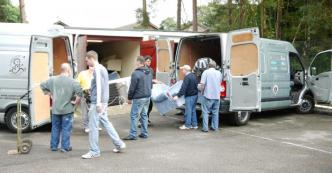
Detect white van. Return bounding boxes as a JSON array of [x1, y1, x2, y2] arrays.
[[173, 28, 332, 126], [0, 23, 75, 132]]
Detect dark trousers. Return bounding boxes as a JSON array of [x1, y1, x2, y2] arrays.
[[147, 98, 153, 118]]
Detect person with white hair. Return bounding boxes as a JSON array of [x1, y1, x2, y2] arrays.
[[199, 61, 223, 132], [173, 64, 199, 130], [40, 63, 82, 153]]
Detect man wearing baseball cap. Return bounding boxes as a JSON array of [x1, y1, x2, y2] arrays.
[[173, 65, 199, 130]]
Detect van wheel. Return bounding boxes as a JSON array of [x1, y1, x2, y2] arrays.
[[5, 108, 31, 133], [297, 95, 315, 114], [232, 111, 250, 126]]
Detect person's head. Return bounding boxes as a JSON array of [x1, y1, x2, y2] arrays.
[[208, 61, 217, 68], [144, 56, 152, 67], [85, 50, 98, 67], [179, 65, 191, 75], [61, 63, 71, 76], [136, 56, 146, 68]]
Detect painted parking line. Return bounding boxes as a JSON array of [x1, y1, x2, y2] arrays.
[[165, 114, 332, 155], [225, 129, 332, 155]]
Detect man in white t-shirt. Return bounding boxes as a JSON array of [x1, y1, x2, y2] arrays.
[[199, 61, 223, 132]]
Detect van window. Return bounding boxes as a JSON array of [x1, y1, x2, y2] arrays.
[[310, 52, 332, 76], [289, 52, 303, 76], [230, 43, 258, 76]]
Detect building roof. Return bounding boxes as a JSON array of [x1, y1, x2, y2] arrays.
[[183, 24, 209, 32], [115, 22, 159, 30]]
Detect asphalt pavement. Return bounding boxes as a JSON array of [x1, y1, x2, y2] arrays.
[[0, 108, 331, 173]]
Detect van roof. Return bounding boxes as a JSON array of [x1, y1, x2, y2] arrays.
[[0, 23, 65, 37]]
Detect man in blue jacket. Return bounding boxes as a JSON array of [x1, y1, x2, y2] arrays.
[[124, 56, 153, 140], [173, 65, 199, 130]]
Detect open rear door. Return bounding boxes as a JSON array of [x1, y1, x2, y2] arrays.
[[308, 50, 332, 103], [156, 40, 174, 85], [228, 28, 261, 111], [141, 39, 174, 85], [29, 36, 52, 128], [74, 35, 87, 73]]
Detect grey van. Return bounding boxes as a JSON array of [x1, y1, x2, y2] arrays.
[[173, 28, 331, 126], [0, 23, 75, 132]]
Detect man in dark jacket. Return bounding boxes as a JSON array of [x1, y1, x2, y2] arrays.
[[124, 56, 153, 140], [173, 65, 199, 130]]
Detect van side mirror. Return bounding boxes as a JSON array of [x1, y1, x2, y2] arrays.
[[311, 67, 317, 76]]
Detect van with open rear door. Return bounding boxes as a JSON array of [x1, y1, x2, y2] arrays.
[[140, 39, 175, 85], [174, 27, 326, 126], [0, 23, 74, 132]]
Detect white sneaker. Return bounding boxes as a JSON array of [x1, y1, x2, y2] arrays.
[[84, 128, 90, 133], [98, 127, 102, 131], [191, 126, 198, 129], [179, 125, 190, 130], [113, 143, 126, 153], [81, 152, 100, 159]]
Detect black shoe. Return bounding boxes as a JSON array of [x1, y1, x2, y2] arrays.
[[201, 129, 208, 133], [60, 146, 72, 153], [210, 128, 217, 131], [123, 136, 137, 140], [138, 134, 148, 139], [138, 124, 141, 128]]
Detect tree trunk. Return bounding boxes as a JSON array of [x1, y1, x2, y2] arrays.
[[228, 0, 232, 29], [260, 0, 266, 37], [239, 0, 246, 28], [142, 0, 149, 27], [177, 0, 181, 30], [19, 0, 27, 23], [192, 0, 198, 32], [275, 0, 283, 39]]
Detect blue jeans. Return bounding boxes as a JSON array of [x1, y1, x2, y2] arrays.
[[50, 113, 73, 150], [88, 103, 124, 155], [184, 95, 198, 128], [202, 97, 220, 131], [129, 97, 150, 138]]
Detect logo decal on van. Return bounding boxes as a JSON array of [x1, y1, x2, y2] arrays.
[[272, 85, 279, 95], [9, 55, 26, 75]]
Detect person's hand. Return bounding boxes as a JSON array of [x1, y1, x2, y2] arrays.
[[96, 104, 103, 113], [127, 100, 132, 104], [173, 96, 178, 100]]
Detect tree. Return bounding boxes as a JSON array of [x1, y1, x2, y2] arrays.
[[0, 0, 20, 23], [177, 0, 181, 30], [192, 0, 198, 31], [19, 0, 27, 23], [275, 0, 283, 39], [142, 0, 150, 27], [160, 17, 177, 31]]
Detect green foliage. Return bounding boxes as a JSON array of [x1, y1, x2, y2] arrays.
[[160, 17, 177, 31], [0, 0, 20, 23], [196, 0, 332, 65]]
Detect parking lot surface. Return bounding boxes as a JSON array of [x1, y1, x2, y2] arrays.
[[0, 108, 331, 173]]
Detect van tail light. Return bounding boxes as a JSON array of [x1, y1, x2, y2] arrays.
[[220, 81, 226, 98]]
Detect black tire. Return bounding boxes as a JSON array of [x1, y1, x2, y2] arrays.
[[20, 140, 32, 154], [5, 107, 31, 133], [297, 95, 315, 114], [231, 111, 251, 126]]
